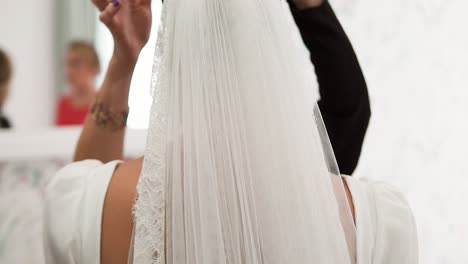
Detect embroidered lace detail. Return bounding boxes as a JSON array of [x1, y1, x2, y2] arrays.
[[132, 3, 170, 263]]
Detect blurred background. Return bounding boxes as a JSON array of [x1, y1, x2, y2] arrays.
[[0, 0, 467, 263]]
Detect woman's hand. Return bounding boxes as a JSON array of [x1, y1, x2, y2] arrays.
[[92, 0, 152, 63]]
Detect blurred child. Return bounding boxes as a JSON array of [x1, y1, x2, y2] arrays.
[[56, 41, 100, 126]]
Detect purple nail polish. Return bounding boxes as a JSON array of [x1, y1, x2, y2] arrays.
[[113, 0, 120, 7]]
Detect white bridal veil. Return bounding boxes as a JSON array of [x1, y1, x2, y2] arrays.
[[132, 0, 356, 263]]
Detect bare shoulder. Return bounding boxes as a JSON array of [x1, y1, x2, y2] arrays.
[[101, 157, 143, 264]]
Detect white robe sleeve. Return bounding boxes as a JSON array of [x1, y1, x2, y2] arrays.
[[368, 181, 419, 264], [43, 160, 119, 264]]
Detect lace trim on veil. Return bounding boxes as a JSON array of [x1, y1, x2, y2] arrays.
[[132, 2, 169, 263]]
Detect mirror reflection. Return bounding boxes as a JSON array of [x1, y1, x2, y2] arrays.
[[0, 1, 161, 130]]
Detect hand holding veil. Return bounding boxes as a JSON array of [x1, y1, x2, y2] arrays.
[[93, 0, 152, 62]]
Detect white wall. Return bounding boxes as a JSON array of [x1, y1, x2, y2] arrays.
[[0, 0, 55, 129], [331, 0, 468, 263]]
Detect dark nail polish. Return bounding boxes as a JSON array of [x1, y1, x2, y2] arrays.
[[113, 0, 120, 7]]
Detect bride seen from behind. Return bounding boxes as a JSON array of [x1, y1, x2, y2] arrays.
[[44, 0, 418, 263]]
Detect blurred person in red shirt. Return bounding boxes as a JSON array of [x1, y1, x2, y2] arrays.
[[56, 41, 100, 126]]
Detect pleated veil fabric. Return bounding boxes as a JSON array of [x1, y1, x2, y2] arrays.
[[131, 0, 356, 263]]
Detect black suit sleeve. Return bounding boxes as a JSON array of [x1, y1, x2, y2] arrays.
[[289, 1, 371, 175]]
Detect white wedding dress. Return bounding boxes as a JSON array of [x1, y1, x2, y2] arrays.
[[44, 160, 418, 263], [45, 0, 418, 263]]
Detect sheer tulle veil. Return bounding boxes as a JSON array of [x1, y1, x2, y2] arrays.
[[131, 0, 356, 263]]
